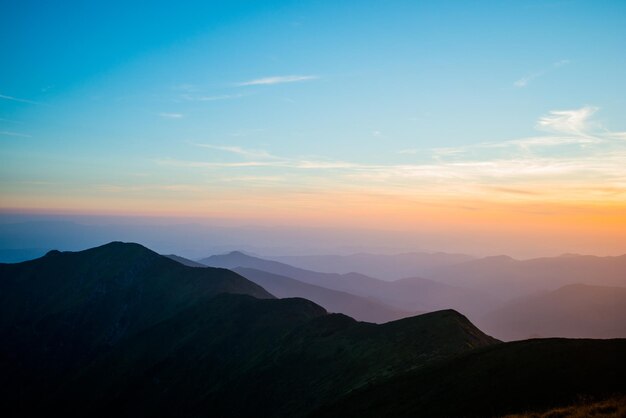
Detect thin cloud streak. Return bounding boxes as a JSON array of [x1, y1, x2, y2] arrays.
[[159, 112, 184, 119], [180, 93, 246, 102], [191, 143, 278, 159], [0, 93, 45, 106], [237, 75, 318, 86], [152, 106, 626, 204], [513, 59, 570, 88], [0, 131, 31, 138]]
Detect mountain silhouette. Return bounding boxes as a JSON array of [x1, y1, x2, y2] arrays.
[[0, 242, 272, 401]]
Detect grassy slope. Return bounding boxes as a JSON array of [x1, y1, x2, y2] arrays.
[[314, 338, 626, 418]]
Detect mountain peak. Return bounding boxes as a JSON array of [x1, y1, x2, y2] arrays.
[[227, 250, 249, 257]]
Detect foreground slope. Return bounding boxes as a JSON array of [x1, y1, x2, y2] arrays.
[[479, 283, 626, 340], [233, 267, 415, 323], [315, 338, 626, 418], [64, 301, 496, 417]]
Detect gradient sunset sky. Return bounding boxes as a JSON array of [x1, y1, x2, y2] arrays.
[[1, 1, 625, 254]]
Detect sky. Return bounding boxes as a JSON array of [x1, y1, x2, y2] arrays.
[[1, 0, 626, 256]]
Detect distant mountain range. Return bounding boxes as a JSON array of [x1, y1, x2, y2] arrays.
[[200, 250, 626, 341], [200, 251, 497, 318], [2, 242, 625, 416]]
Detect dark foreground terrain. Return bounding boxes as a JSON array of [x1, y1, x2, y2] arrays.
[[1, 242, 624, 417]]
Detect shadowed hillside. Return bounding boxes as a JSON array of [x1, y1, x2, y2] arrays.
[[63, 301, 496, 417]]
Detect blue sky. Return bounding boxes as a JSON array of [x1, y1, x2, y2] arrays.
[[1, 0, 626, 240]]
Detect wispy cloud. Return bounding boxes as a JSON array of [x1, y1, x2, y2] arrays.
[[0, 93, 44, 106], [97, 184, 205, 193], [191, 143, 278, 159], [536, 106, 597, 135], [237, 75, 318, 86], [156, 158, 360, 170], [154, 106, 626, 204], [427, 107, 602, 158], [514, 59, 570, 88], [159, 112, 184, 119], [180, 93, 245, 102], [0, 131, 31, 138]]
